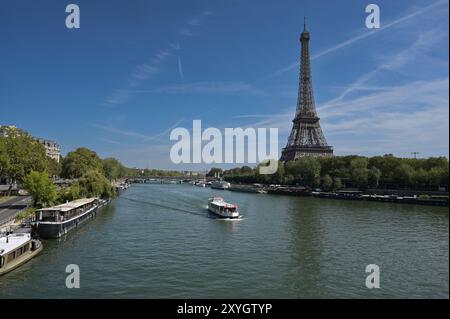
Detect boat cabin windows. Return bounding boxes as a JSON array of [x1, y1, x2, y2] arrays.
[[38, 210, 59, 222], [6, 243, 29, 263], [36, 199, 97, 222], [0, 242, 30, 268]]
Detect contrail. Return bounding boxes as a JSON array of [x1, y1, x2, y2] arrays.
[[255, 0, 447, 82], [178, 56, 184, 80]]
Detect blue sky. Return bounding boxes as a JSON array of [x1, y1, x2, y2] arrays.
[[0, 0, 448, 169]]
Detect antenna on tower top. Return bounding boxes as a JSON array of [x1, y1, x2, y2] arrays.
[[304, 16, 307, 31]]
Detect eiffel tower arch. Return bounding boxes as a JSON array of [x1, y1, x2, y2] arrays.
[[280, 19, 333, 161]]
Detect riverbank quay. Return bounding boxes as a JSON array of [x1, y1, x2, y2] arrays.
[[228, 184, 267, 194], [311, 191, 448, 207], [226, 184, 449, 207], [0, 196, 32, 232]]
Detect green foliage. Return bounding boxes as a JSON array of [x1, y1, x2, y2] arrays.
[[333, 177, 342, 191], [429, 166, 448, 186], [413, 168, 429, 187], [58, 182, 81, 203], [0, 138, 9, 177], [321, 174, 333, 191], [221, 155, 448, 191], [285, 157, 321, 187], [392, 163, 415, 188], [368, 155, 401, 179], [16, 207, 36, 221], [79, 170, 115, 199], [368, 166, 381, 188], [61, 147, 104, 178], [45, 157, 62, 177], [23, 171, 58, 207], [206, 167, 223, 177], [350, 158, 369, 190], [103, 157, 127, 180], [0, 130, 49, 187]]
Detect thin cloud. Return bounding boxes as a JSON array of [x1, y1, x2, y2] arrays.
[[104, 9, 213, 107], [177, 56, 184, 80], [319, 28, 447, 111], [91, 118, 186, 144], [178, 9, 214, 37], [91, 123, 155, 141], [256, 0, 448, 83], [136, 81, 267, 96], [179, 28, 196, 37]]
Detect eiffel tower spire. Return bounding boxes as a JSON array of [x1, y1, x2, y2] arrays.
[[280, 21, 333, 161]]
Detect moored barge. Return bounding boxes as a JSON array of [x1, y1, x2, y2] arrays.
[[33, 198, 107, 239], [0, 232, 43, 276]]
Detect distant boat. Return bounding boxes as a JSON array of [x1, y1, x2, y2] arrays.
[[229, 184, 266, 194], [207, 196, 239, 219], [211, 181, 231, 190], [0, 232, 43, 276]]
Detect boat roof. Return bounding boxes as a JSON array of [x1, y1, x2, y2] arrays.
[[209, 199, 237, 208], [36, 198, 97, 212], [0, 233, 31, 256]]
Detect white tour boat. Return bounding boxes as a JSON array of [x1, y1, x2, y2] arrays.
[[207, 196, 240, 219]]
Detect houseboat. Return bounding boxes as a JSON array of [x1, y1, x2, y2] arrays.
[[0, 232, 43, 276], [207, 196, 240, 219], [33, 198, 107, 239]]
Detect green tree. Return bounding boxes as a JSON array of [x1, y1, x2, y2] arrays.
[[368, 166, 381, 188], [79, 170, 115, 198], [206, 167, 223, 178], [368, 155, 400, 179], [350, 158, 369, 190], [392, 163, 415, 188], [45, 157, 62, 177], [23, 171, 58, 207], [321, 174, 333, 191], [0, 138, 10, 178], [270, 161, 285, 184], [423, 157, 448, 171], [58, 182, 81, 203], [103, 157, 126, 180], [413, 168, 429, 188], [429, 166, 448, 187], [333, 177, 343, 191], [285, 157, 321, 187], [1, 129, 49, 194], [61, 147, 104, 178], [284, 174, 294, 185]]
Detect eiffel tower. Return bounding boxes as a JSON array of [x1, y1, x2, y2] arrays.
[[280, 19, 333, 161]]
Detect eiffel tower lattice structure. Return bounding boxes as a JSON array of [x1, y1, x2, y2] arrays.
[[280, 19, 333, 161]]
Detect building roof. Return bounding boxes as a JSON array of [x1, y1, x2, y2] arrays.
[[36, 198, 97, 213], [0, 233, 31, 256]]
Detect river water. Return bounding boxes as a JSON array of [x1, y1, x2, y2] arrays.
[[0, 183, 448, 298]]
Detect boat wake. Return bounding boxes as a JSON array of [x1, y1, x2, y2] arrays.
[[121, 196, 207, 218], [121, 197, 245, 221], [214, 216, 245, 221]]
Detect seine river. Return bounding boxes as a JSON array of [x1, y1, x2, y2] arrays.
[[0, 184, 448, 298]]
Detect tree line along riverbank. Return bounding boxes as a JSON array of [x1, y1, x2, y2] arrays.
[[206, 155, 449, 194], [0, 126, 190, 223], [1, 125, 448, 213]]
